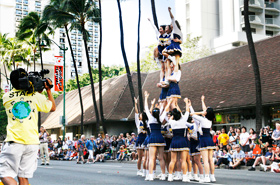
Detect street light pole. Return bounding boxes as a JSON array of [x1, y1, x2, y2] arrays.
[[50, 39, 68, 140]]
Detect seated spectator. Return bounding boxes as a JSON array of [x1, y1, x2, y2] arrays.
[[259, 127, 272, 155], [64, 148, 72, 160], [218, 128, 229, 150], [95, 144, 107, 162], [272, 123, 280, 147], [215, 149, 232, 168], [229, 144, 246, 169], [213, 131, 220, 146], [228, 126, 234, 137], [213, 145, 223, 164], [249, 128, 257, 150], [49, 149, 56, 160], [117, 145, 127, 161], [271, 146, 280, 162], [248, 145, 273, 171], [229, 132, 237, 146], [70, 150, 78, 160]]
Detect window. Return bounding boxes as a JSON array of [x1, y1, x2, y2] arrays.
[[72, 41, 76, 45], [95, 28, 98, 32], [16, 15, 22, 21], [60, 33, 65, 37], [72, 46, 76, 50], [35, 7, 41, 12], [23, 5, 28, 10], [78, 41, 82, 46], [78, 62, 82, 67], [16, 10, 22, 15], [89, 27, 93, 31], [60, 38, 65, 43], [16, 0, 22, 3], [78, 47, 82, 51], [23, 11, 28, 15], [71, 35, 76, 39], [60, 28, 64, 32], [35, 2, 41, 6], [78, 52, 82, 56], [16, 4, 22, 9], [77, 35, 82, 40], [23, 0, 28, 4]]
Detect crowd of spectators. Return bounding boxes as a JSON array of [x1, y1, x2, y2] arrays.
[[45, 132, 139, 164], [212, 123, 280, 173]]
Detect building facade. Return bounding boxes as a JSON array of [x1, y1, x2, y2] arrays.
[[175, 0, 280, 53]]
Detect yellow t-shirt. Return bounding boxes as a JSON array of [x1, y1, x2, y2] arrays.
[[3, 89, 52, 144], [218, 133, 229, 146]]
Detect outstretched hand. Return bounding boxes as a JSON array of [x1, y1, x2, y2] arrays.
[[201, 95, 205, 101], [168, 7, 171, 11], [134, 97, 138, 103], [144, 91, 149, 98], [188, 99, 192, 106], [151, 98, 156, 105], [184, 98, 188, 103]]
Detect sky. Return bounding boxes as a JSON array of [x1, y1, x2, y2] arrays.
[[101, 0, 175, 66]]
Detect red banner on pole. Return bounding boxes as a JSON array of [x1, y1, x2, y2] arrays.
[[54, 65, 63, 91]]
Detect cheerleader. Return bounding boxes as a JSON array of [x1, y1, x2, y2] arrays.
[[134, 98, 147, 176], [144, 91, 166, 181], [157, 75, 169, 108], [161, 98, 192, 182], [166, 60, 181, 110], [188, 102, 205, 183], [190, 95, 216, 183], [160, 111, 172, 176], [148, 18, 168, 83], [162, 7, 183, 85]]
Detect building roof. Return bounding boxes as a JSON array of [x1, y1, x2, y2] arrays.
[[42, 35, 280, 129]]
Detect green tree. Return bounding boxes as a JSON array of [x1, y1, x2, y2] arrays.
[[17, 11, 54, 71], [0, 33, 10, 86]]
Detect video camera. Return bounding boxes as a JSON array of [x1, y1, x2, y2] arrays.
[[18, 69, 53, 93]]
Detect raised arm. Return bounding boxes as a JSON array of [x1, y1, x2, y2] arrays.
[[201, 95, 207, 112], [189, 100, 195, 113], [148, 18, 160, 38], [150, 98, 156, 113], [168, 7, 174, 19], [144, 91, 152, 118], [182, 98, 190, 122], [134, 97, 139, 114]]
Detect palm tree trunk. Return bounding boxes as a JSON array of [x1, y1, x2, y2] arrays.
[[137, 0, 143, 112], [81, 23, 100, 136], [98, 0, 106, 133], [0, 68, 2, 91], [65, 25, 84, 134], [151, 0, 159, 30], [117, 0, 135, 106], [244, 0, 262, 132]]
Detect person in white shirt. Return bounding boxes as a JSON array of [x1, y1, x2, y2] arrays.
[[229, 132, 237, 146], [144, 91, 166, 181], [229, 144, 246, 169], [134, 97, 147, 177], [160, 98, 192, 182], [240, 126, 250, 153], [190, 95, 216, 183], [162, 7, 183, 84]]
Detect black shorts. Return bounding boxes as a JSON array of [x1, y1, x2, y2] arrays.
[[241, 145, 250, 153]]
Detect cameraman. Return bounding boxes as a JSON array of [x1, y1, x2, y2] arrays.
[[0, 68, 56, 185], [39, 126, 50, 165]]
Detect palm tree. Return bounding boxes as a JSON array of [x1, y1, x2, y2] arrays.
[[5, 38, 24, 70], [136, 0, 144, 112], [150, 0, 159, 30], [97, 0, 105, 132], [0, 33, 10, 85], [42, 0, 85, 134], [244, 0, 262, 132], [116, 0, 135, 106], [16, 11, 53, 71], [64, 0, 101, 135]]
